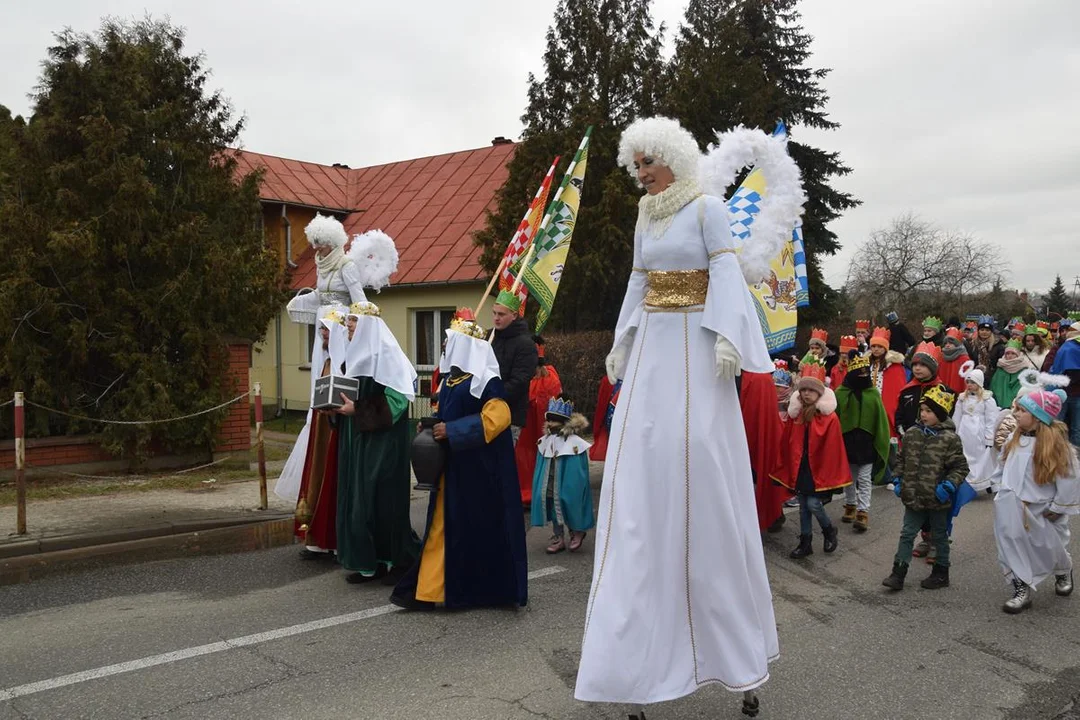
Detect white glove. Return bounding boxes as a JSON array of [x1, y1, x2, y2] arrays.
[[606, 343, 629, 385], [715, 334, 742, 379]]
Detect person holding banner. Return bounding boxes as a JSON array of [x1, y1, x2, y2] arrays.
[[575, 117, 802, 719]]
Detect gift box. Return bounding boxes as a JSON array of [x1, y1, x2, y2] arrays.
[[313, 375, 360, 410]]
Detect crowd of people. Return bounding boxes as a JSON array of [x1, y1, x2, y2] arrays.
[[274, 118, 1080, 719]]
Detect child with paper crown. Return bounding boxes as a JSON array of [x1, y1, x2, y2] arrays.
[[882, 385, 969, 591], [530, 397, 595, 554], [991, 377, 1079, 614], [834, 351, 891, 532]]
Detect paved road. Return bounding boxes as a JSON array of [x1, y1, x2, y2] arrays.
[[1, 487, 1079, 720]]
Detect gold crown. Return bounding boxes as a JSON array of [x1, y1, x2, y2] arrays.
[[449, 317, 487, 339], [348, 301, 381, 317], [923, 384, 956, 414], [848, 353, 871, 372]]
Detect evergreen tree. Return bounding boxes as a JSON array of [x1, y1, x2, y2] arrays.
[[664, 0, 858, 324], [1045, 274, 1071, 317], [0, 19, 286, 455], [474, 0, 665, 331]]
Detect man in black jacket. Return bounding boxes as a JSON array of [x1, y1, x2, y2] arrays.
[[490, 290, 538, 447]]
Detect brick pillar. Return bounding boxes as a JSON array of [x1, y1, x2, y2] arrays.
[[213, 341, 252, 463]]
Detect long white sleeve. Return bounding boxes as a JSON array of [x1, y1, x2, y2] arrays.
[[611, 225, 646, 353], [1050, 459, 1080, 516]]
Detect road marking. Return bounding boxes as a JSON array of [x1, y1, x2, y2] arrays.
[[0, 565, 567, 702]]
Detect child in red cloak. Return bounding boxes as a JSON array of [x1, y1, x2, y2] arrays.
[[938, 327, 971, 395], [773, 359, 852, 559], [867, 326, 908, 438], [515, 340, 562, 506], [830, 335, 859, 389]]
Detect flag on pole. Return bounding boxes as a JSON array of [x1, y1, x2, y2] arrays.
[[519, 127, 591, 333], [726, 122, 806, 353], [498, 156, 560, 314]]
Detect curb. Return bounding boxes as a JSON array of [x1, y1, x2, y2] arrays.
[[0, 514, 295, 586]]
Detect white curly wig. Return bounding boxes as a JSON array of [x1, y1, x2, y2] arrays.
[[305, 213, 348, 248], [617, 116, 701, 185]]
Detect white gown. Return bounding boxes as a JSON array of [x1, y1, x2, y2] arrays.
[[992, 435, 1080, 588], [952, 391, 1000, 491], [575, 195, 778, 705]]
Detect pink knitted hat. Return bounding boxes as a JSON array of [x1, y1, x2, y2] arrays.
[[1018, 389, 1066, 426]]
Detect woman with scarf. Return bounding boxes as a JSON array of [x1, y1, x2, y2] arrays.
[[991, 340, 1030, 410], [973, 316, 1005, 387]]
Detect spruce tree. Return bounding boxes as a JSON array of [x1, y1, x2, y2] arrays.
[[664, 0, 858, 324], [1045, 274, 1071, 317], [474, 0, 665, 331], [0, 19, 286, 454]]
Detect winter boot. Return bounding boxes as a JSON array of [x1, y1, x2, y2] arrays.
[[920, 564, 950, 590], [1056, 570, 1074, 597], [789, 534, 813, 559], [853, 510, 869, 532], [1003, 578, 1033, 614], [823, 524, 839, 553], [912, 531, 931, 557], [841, 504, 856, 523], [882, 562, 908, 591]]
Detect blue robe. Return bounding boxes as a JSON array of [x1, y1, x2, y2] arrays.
[[392, 374, 528, 608], [530, 445, 595, 533]]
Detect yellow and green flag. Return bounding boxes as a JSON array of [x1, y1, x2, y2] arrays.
[[520, 127, 591, 332]]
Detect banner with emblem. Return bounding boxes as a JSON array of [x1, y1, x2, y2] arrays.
[[726, 122, 806, 353], [519, 127, 591, 333]]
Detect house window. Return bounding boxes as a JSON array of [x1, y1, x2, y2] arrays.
[[413, 308, 455, 370]]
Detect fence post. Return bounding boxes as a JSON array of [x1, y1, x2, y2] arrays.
[[254, 383, 267, 510], [14, 392, 26, 535]]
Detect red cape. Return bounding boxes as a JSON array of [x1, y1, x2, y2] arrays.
[[773, 395, 850, 493], [739, 372, 790, 530], [938, 355, 969, 395], [875, 362, 907, 438], [515, 366, 562, 503], [589, 376, 615, 461], [829, 364, 848, 391]]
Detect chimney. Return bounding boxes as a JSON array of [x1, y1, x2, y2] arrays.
[[332, 162, 350, 169], [491, 136, 513, 146]]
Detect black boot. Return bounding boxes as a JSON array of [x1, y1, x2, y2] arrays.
[[823, 524, 839, 553], [920, 564, 950, 590], [882, 562, 908, 590], [789, 534, 813, 559]]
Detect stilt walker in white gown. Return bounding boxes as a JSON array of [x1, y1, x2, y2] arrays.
[[574, 117, 805, 719]]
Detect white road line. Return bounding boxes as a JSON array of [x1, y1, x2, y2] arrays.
[[0, 565, 567, 702]]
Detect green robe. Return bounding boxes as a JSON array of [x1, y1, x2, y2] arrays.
[[833, 386, 892, 485], [989, 368, 1022, 410], [335, 377, 420, 574]]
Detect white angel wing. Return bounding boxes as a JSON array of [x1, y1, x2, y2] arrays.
[[698, 126, 806, 284], [348, 230, 400, 292]]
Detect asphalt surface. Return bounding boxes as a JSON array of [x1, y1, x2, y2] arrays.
[[1, 487, 1079, 720]]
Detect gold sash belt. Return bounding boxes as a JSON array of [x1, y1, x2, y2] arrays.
[[645, 269, 708, 309]]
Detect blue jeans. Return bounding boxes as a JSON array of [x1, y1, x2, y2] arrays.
[[799, 494, 833, 536], [1065, 396, 1080, 447]]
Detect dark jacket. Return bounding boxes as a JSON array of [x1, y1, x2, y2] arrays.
[[895, 379, 936, 436], [892, 419, 968, 511], [889, 321, 917, 355], [491, 318, 538, 427]]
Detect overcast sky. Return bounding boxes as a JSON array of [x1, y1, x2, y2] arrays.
[[3, 0, 1078, 294]]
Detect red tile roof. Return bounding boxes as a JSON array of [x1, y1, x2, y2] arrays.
[[234, 142, 515, 288]]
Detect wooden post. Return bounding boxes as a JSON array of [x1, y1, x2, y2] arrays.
[[474, 256, 507, 319], [14, 392, 26, 535], [254, 383, 267, 510]]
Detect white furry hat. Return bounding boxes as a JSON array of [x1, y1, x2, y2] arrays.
[[305, 213, 348, 248], [348, 229, 399, 291], [618, 116, 701, 185]]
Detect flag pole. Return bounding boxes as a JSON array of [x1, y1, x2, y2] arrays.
[[509, 127, 592, 296], [475, 155, 562, 317]]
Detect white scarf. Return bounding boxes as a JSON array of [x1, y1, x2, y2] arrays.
[[635, 178, 702, 238], [315, 245, 349, 283]]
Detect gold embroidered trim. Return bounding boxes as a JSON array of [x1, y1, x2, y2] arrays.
[[644, 305, 705, 314], [682, 312, 700, 683], [644, 269, 708, 308], [632, 267, 647, 274], [445, 373, 472, 388], [708, 248, 737, 259]]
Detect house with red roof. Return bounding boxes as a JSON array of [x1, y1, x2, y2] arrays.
[[239, 137, 515, 412]]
